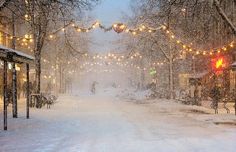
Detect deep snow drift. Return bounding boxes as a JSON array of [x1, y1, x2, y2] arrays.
[[0, 89, 236, 152]]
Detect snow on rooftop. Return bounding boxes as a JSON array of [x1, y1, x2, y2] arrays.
[[0, 44, 34, 60], [189, 71, 209, 79], [232, 61, 236, 66]]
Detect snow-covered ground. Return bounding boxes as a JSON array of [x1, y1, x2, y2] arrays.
[[0, 89, 236, 152]]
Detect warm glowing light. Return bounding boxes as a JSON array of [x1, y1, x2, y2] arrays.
[[95, 21, 100, 26], [113, 24, 117, 28], [29, 39, 33, 43], [162, 25, 167, 30], [216, 58, 223, 69], [120, 24, 125, 29], [25, 34, 29, 39]]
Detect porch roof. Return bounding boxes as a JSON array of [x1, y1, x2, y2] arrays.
[[0, 45, 34, 63]]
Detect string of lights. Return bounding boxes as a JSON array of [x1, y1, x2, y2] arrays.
[[2, 20, 234, 58], [161, 25, 235, 57], [47, 21, 235, 57]]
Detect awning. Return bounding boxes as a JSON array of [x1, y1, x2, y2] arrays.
[[0, 45, 34, 63]]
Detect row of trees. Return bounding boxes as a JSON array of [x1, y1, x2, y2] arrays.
[[124, 0, 236, 99], [0, 0, 99, 94]]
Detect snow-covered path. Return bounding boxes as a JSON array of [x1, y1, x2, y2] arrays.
[[0, 94, 236, 152]]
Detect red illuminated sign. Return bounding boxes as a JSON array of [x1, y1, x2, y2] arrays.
[[211, 56, 228, 73]]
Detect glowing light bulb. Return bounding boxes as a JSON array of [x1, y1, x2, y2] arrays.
[[162, 25, 167, 30], [25, 34, 29, 39], [113, 24, 117, 28]]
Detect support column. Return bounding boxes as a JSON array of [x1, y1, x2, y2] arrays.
[[12, 63, 17, 118], [3, 60, 7, 130], [26, 63, 30, 119]]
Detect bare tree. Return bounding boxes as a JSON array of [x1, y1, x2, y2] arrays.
[[2, 0, 99, 95]]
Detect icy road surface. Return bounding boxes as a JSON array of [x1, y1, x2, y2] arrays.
[[0, 94, 236, 152]]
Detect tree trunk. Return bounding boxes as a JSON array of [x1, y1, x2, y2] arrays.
[[169, 43, 174, 99], [213, 0, 236, 35], [35, 52, 41, 94], [169, 58, 174, 99], [12, 12, 17, 118]]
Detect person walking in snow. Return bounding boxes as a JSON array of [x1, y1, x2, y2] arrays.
[[91, 81, 97, 94]]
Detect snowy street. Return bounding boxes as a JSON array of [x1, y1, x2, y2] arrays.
[[1, 93, 236, 152]]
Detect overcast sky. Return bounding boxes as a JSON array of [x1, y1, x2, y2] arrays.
[[88, 0, 131, 53]]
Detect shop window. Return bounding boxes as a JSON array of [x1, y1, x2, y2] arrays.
[[179, 74, 189, 89]]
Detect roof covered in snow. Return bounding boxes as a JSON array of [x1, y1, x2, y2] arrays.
[[232, 61, 236, 66], [0, 45, 34, 63], [189, 71, 209, 79]]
